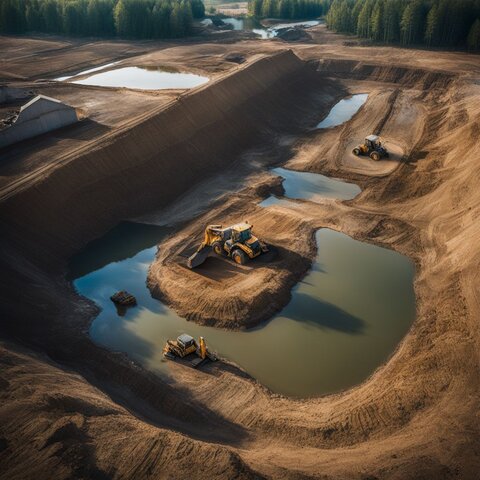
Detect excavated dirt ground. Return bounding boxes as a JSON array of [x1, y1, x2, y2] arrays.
[[1, 24, 480, 480]]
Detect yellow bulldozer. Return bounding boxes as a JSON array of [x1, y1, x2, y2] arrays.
[[188, 222, 268, 268], [163, 334, 217, 367]]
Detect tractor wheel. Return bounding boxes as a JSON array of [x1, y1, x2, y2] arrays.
[[232, 249, 248, 265], [353, 148, 361, 156], [212, 241, 225, 256], [370, 151, 381, 161]]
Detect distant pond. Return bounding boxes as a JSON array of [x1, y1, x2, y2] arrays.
[[58, 65, 209, 90]]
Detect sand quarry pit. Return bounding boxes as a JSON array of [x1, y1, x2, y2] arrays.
[[1, 29, 480, 480]]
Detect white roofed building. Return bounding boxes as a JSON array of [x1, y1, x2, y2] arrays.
[[0, 95, 79, 149]]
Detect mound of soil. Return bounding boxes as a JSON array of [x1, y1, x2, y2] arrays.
[[148, 208, 315, 329], [277, 27, 311, 42]]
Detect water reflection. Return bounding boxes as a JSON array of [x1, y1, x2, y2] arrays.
[[260, 167, 360, 207], [55, 61, 120, 81], [73, 226, 415, 397], [68, 66, 209, 90], [317, 94, 368, 129]]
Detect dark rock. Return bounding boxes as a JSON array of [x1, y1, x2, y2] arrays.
[[276, 27, 311, 42], [224, 53, 246, 64]]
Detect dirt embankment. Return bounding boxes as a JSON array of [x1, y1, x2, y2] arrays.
[[0, 50, 332, 271], [146, 59, 455, 329], [147, 175, 319, 329], [0, 340, 261, 480], [315, 58, 456, 89]]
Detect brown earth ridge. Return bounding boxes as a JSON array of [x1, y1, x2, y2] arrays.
[[0, 27, 479, 480]]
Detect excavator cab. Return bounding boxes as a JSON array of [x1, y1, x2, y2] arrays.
[[163, 333, 217, 366], [177, 334, 196, 353], [232, 226, 251, 243], [352, 134, 389, 161], [167, 334, 197, 358]]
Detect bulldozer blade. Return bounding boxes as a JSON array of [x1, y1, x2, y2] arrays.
[[187, 245, 212, 269]]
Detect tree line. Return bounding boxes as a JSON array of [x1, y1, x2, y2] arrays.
[[247, 0, 330, 19], [0, 0, 205, 38], [326, 0, 480, 50]]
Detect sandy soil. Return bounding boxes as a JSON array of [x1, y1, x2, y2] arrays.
[[1, 25, 479, 480]]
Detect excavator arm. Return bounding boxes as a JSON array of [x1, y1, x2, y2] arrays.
[[187, 225, 224, 269]]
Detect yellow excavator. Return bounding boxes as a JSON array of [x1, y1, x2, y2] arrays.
[[187, 222, 268, 268]]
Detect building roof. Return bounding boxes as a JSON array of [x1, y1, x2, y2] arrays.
[[20, 94, 63, 112]]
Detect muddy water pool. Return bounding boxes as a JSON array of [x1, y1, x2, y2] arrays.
[[55, 62, 121, 81], [260, 167, 361, 206], [317, 93, 368, 129], [72, 221, 415, 397], [60, 65, 209, 90]]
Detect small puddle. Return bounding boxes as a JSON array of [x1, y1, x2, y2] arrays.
[[317, 94, 368, 129], [72, 225, 415, 398], [260, 167, 360, 206], [62, 65, 209, 90]]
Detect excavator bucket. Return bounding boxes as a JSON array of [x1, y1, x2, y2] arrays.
[[187, 245, 212, 269]]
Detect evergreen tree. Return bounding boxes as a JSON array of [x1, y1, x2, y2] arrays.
[[326, 0, 352, 33], [401, 3, 414, 44], [114, 0, 129, 36], [370, 0, 384, 41], [190, 0, 204, 18], [25, 0, 42, 31], [152, 1, 171, 37], [383, 0, 400, 43], [467, 17, 480, 50], [170, 2, 185, 37], [1, 0, 478, 46], [400, 0, 425, 45], [63, 1, 86, 36], [182, 1, 194, 34], [320, 0, 480, 49], [262, 0, 272, 17], [425, 3, 440, 46], [0, 0, 24, 33], [356, 0, 374, 37], [41, 0, 61, 32], [248, 0, 263, 17], [350, 0, 364, 34]]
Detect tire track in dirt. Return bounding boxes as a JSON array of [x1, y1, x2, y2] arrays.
[[373, 88, 400, 135]]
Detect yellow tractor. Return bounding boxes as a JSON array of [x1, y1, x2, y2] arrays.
[[163, 334, 217, 367], [352, 134, 389, 161], [188, 222, 268, 268]]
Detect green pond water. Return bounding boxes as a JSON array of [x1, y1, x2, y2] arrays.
[[72, 220, 415, 397]]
